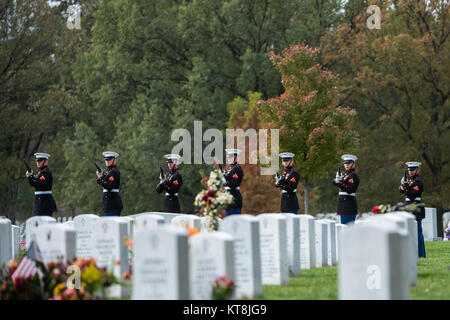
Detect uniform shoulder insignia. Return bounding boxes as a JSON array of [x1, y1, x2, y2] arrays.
[[413, 185, 419, 191], [39, 175, 45, 181], [232, 173, 239, 179], [172, 180, 179, 185], [290, 177, 296, 183], [348, 178, 354, 184], [108, 176, 114, 182]]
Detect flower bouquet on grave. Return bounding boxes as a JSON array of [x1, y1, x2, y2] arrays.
[[371, 204, 393, 214], [444, 226, 450, 241], [0, 257, 122, 300], [211, 276, 235, 300], [195, 168, 233, 232], [372, 202, 425, 216]]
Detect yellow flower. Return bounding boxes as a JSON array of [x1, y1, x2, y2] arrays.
[[54, 283, 65, 296], [81, 262, 101, 285]]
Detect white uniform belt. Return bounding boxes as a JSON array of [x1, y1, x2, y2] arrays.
[[339, 192, 355, 196], [165, 193, 178, 196], [406, 197, 421, 201], [282, 189, 297, 193], [225, 186, 240, 191], [35, 191, 52, 195], [103, 189, 119, 193]]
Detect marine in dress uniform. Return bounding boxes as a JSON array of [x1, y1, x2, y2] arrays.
[[156, 154, 183, 213], [26, 153, 57, 216], [332, 154, 359, 224], [223, 149, 244, 216], [96, 151, 123, 216], [274, 152, 300, 214], [398, 161, 426, 258]]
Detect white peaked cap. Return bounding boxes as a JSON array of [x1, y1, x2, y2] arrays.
[[164, 154, 182, 162], [341, 154, 357, 162], [102, 151, 119, 159], [279, 152, 295, 159], [34, 153, 50, 160], [225, 149, 241, 156], [406, 161, 421, 168]]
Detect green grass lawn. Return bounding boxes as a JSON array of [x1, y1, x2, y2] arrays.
[[263, 241, 450, 300]]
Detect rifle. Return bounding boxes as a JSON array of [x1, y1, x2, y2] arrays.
[[335, 166, 343, 183], [160, 166, 165, 180], [23, 159, 32, 172], [93, 161, 103, 173], [402, 170, 409, 187]]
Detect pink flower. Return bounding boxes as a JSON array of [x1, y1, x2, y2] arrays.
[[19, 238, 26, 251]]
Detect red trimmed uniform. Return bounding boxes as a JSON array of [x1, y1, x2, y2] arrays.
[[332, 168, 359, 215], [398, 174, 425, 221], [224, 164, 244, 211], [156, 168, 183, 213], [27, 166, 57, 216], [97, 165, 123, 214], [276, 167, 300, 213]]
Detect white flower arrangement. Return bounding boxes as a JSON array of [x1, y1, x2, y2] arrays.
[[195, 168, 234, 231]]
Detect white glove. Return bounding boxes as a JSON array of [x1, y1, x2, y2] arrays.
[[401, 177, 407, 185], [26, 170, 33, 178], [96, 170, 104, 179], [275, 174, 281, 186], [221, 176, 226, 185]]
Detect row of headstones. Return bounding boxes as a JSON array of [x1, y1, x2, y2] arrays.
[[3, 212, 346, 299], [317, 208, 442, 242], [0, 207, 441, 300], [56, 216, 74, 223]]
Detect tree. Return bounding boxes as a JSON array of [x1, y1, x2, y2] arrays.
[[226, 92, 281, 214], [0, 0, 72, 222], [322, 0, 449, 209], [257, 44, 359, 214]]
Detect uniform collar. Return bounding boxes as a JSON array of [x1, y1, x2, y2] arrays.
[[38, 165, 48, 172], [107, 165, 116, 170], [345, 168, 355, 174]]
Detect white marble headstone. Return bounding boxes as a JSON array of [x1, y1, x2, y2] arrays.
[[257, 214, 289, 285], [133, 213, 165, 233], [25, 216, 56, 249], [35, 224, 76, 263], [0, 219, 12, 265], [283, 213, 301, 276], [386, 212, 418, 286], [339, 223, 410, 300], [172, 215, 202, 230], [220, 215, 263, 298], [12, 225, 20, 260], [298, 215, 316, 269], [132, 226, 189, 299], [142, 212, 183, 224], [423, 208, 438, 241], [73, 214, 100, 259], [314, 220, 328, 267], [92, 217, 130, 298], [189, 232, 235, 300], [323, 219, 337, 266], [335, 223, 347, 262]]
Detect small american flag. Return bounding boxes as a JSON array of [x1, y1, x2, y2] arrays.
[[11, 240, 41, 282]]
